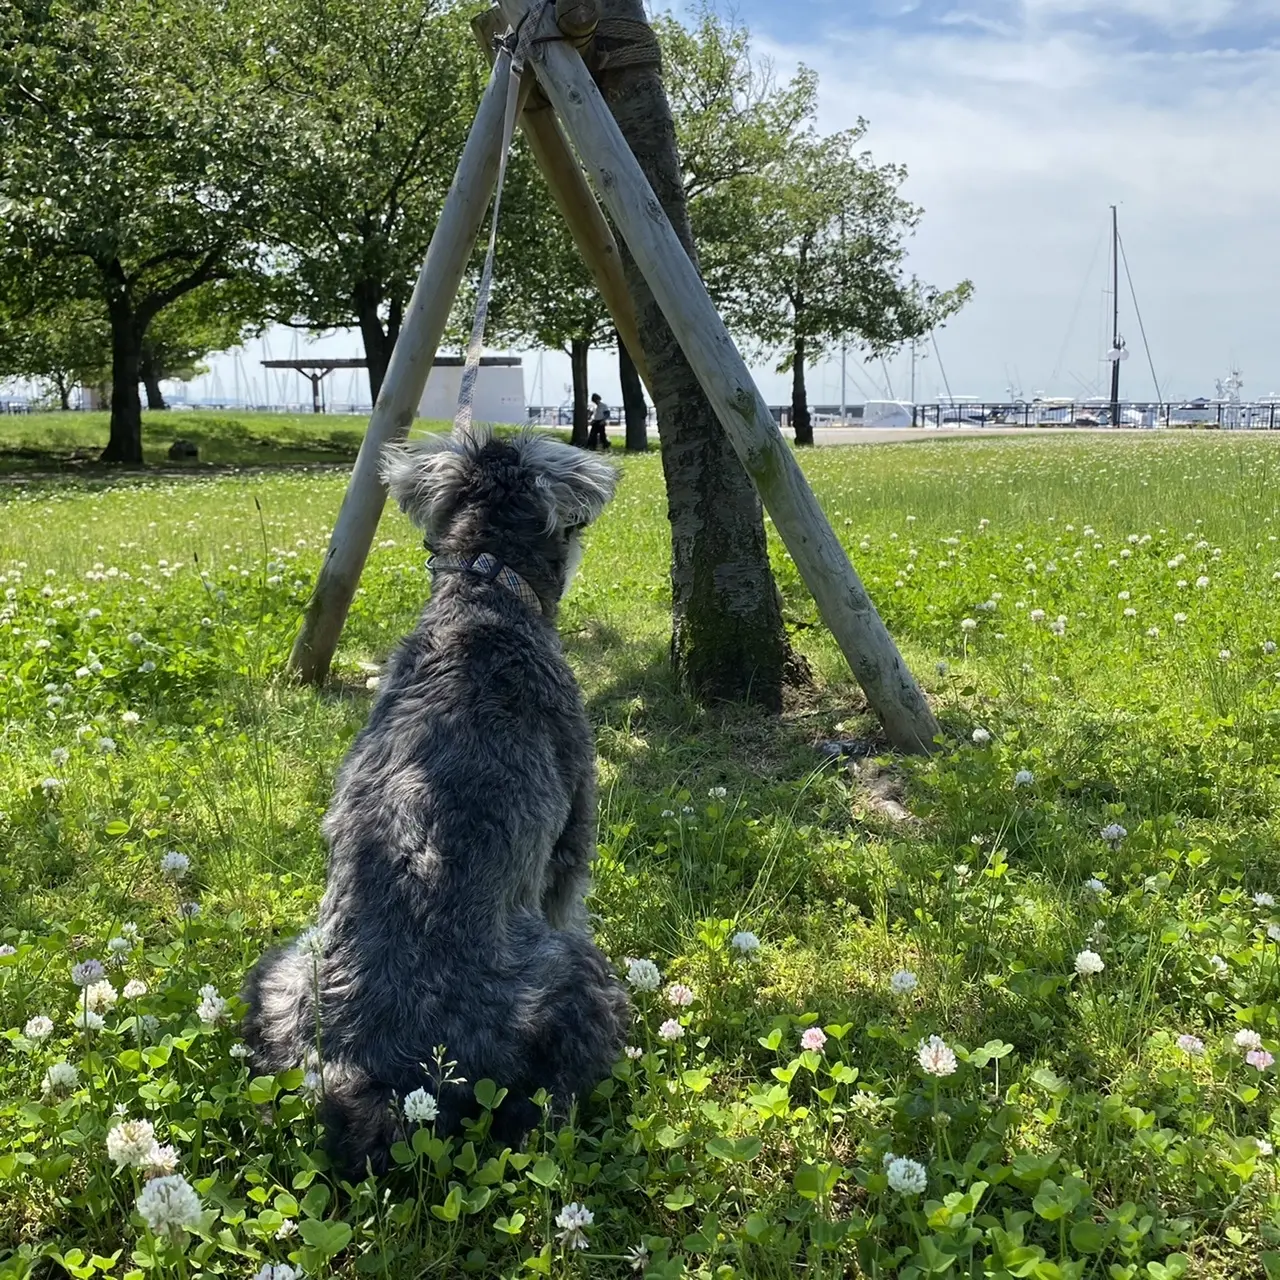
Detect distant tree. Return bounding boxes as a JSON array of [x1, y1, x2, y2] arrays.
[[0, 293, 109, 410], [139, 285, 261, 410], [247, 0, 483, 404], [728, 130, 972, 444], [0, 0, 272, 461]]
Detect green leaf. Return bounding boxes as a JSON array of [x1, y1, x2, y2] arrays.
[[526, 1157, 559, 1188], [296, 1218, 351, 1257], [104, 820, 130, 836]]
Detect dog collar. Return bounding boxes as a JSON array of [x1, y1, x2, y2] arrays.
[[427, 551, 544, 615]]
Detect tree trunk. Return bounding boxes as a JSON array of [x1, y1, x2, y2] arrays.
[[569, 338, 590, 447], [140, 351, 167, 410], [595, 0, 788, 709], [791, 331, 812, 446], [101, 300, 144, 464], [54, 372, 71, 412], [618, 334, 648, 451], [355, 284, 393, 405]]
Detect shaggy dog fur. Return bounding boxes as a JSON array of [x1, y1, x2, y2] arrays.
[[242, 428, 630, 1177]]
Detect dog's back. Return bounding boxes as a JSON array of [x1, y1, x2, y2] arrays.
[[242, 430, 629, 1176]]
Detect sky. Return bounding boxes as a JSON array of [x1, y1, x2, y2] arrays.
[[195, 0, 1280, 412]]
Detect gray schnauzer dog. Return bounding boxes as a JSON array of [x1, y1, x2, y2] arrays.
[[242, 427, 629, 1177]]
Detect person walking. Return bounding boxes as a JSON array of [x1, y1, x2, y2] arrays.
[[587, 393, 611, 450]]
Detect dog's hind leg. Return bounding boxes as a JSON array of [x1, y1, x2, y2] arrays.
[[318, 1061, 402, 1180], [240, 942, 315, 1073], [519, 928, 629, 1115]]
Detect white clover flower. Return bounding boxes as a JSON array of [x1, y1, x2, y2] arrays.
[[1210, 954, 1229, 975], [658, 1019, 684, 1041], [959, 617, 977, 632], [1014, 769, 1034, 787], [627, 1244, 650, 1273], [917, 1035, 958, 1077], [1174, 612, 1187, 624], [730, 930, 760, 956], [1266, 641, 1277, 655], [364, 676, 380, 691], [890, 969, 919, 996], [1074, 949, 1105, 977], [84, 980, 118, 1013], [296, 926, 324, 959], [41, 777, 63, 795], [666, 982, 695, 1007], [143, 1144, 180, 1179], [301, 1069, 322, 1099], [1049, 617, 1066, 635], [555, 1202, 593, 1250], [625, 958, 661, 992], [1260, 1139, 1275, 1157], [1147, 626, 1160, 638], [1029, 608, 1046, 623], [1195, 576, 1210, 589], [160, 851, 190, 878], [123, 979, 148, 999], [0, 943, 13, 957], [1084, 878, 1109, 897], [229, 1042, 251, 1060], [71, 959, 105, 987], [139, 661, 156, 674], [74, 667, 91, 680], [24, 1014, 54, 1040], [1269, 925, 1280, 943], [403, 1087, 439, 1124], [1123, 608, 1136, 618], [1219, 649, 1231, 662], [136, 1174, 202, 1240], [707, 786, 727, 800], [1254, 893, 1276, 908], [971, 727, 991, 746], [253, 1266, 300, 1280], [178, 901, 200, 920], [43, 1061, 78, 1093], [50, 747, 69, 767], [1176, 1034, 1205, 1056], [624, 1045, 644, 1060], [128, 632, 144, 646], [107, 1118, 156, 1170], [107, 936, 130, 957], [196, 984, 228, 1026], [1101, 823, 1127, 847], [935, 660, 949, 675], [120, 921, 139, 939], [886, 1156, 928, 1195], [1235, 1029, 1264, 1052], [97, 737, 116, 754], [121, 710, 140, 726], [275, 1220, 297, 1239], [73, 1007, 105, 1032], [86, 607, 101, 619]]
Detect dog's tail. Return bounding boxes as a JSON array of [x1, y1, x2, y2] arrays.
[[318, 1061, 402, 1180]]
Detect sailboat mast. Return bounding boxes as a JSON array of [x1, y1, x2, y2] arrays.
[[1109, 204, 1121, 427]]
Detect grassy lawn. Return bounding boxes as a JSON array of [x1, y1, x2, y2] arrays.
[[3, 432, 1280, 1277], [0, 411, 375, 471]]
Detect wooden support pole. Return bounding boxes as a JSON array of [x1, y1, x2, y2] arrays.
[[498, 0, 941, 753], [288, 50, 515, 684], [473, 7, 654, 399]]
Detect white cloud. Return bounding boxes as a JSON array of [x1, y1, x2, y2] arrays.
[[761, 20, 1280, 399]]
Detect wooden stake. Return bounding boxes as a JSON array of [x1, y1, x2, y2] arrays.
[[472, 7, 653, 398], [498, 0, 941, 753], [288, 50, 516, 684]]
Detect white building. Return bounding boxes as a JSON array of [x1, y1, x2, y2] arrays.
[[418, 356, 525, 425]]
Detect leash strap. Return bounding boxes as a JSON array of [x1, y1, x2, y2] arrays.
[[454, 3, 552, 435], [428, 552, 544, 615]]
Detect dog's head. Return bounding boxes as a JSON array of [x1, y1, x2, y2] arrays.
[[381, 427, 618, 602]]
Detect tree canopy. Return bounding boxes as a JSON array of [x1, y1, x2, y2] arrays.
[[0, 0, 272, 458]]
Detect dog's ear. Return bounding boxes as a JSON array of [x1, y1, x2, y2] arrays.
[[520, 435, 619, 531], [380, 432, 482, 541]]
